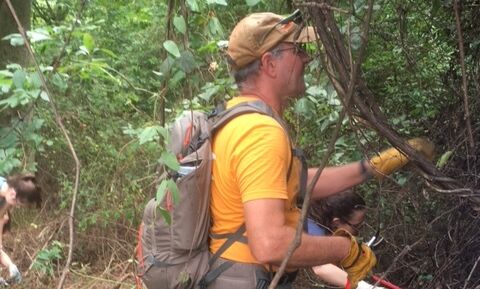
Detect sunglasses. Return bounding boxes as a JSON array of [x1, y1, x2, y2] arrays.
[[340, 218, 365, 232], [275, 43, 308, 55], [260, 9, 304, 44]]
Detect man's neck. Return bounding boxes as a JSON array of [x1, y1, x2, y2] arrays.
[[239, 89, 283, 115]]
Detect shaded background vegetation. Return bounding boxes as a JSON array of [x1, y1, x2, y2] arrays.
[[0, 0, 478, 288]]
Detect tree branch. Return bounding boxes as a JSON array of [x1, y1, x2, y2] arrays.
[[453, 0, 475, 149]]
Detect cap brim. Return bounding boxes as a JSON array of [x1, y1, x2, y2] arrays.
[[284, 26, 318, 43]]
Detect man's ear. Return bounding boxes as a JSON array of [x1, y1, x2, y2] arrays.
[[331, 217, 342, 230], [259, 52, 277, 77]]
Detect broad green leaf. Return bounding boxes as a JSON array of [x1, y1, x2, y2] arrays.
[[186, 0, 200, 12], [30, 72, 42, 89], [12, 70, 26, 88], [2, 33, 24, 46], [246, 0, 261, 6], [163, 40, 181, 58], [207, 0, 228, 5], [436, 150, 453, 168], [156, 180, 168, 203], [0, 70, 13, 77], [138, 126, 160, 144], [83, 33, 95, 52], [294, 97, 315, 116], [160, 151, 180, 171], [198, 82, 219, 102], [28, 89, 41, 99], [306, 85, 327, 98], [158, 208, 171, 225], [166, 179, 180, 204], [208, 17, 224, 37], [51, 73, 68, 92], [173, 16, 187, 34], [27, 30, 51, 42]]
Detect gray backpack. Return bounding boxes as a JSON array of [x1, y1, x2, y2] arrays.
[[137, 101, 299, 289]]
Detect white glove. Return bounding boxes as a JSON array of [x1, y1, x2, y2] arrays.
[[357, 280, 386, 289], [0, 277, 9, 287], [8, 263, 21, 283]]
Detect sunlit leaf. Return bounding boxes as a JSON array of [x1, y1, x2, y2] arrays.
[[186, 0, 200, 12], [156, 180, 168, 203], [173, 16, 187, 34], [83, 33, 95, 52], [246, 0, 261, 6], [163, 40, 181, 58], [27, 29, 51, 42], [436, 150, 453, 168]]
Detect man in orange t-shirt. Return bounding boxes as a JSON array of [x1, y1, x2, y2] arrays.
[[207, 11, 434, 289]]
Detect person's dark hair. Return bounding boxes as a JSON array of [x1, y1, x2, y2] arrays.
[[6, 173, 42, 208], [309, 190, 366, 229], [231, 58, 261, 88]]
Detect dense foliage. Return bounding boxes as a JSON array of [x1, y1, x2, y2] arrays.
[[0, 0, 478, 288]]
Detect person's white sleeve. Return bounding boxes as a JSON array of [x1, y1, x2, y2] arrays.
[[357, 280, 386, 289]]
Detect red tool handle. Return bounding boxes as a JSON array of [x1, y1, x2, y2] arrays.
[[371, 275, 402, 289]]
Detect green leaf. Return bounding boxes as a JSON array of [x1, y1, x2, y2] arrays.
[[208, 17, 224, 37], [160, 151, 180, 171], [51, 73, 68, 92], [198, 82, 219, 102], [207, 0, 228, 5], [186, 0, 200, 12], [163, 40, 181, 58], [173, 16, 187, 34], [12, 70, 26, 88], [246, 0, 261, 6], [436, 150, 453, 168], [27, 29, 51, 42], [83, 33, 95, 52], [158, 207, 171, 225], [39, 91, 49, 101], [138, 126, 160, 144], [30, 72, 42, 88], [166, 179, 180, 204], [156, 180, 168, 203], [2, 33, 24, 46]]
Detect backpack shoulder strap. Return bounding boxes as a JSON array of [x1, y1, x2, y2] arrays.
[[209, 100, 284, 134]]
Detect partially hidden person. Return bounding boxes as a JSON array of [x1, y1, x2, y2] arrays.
[[308, 190, 385, 289], [0, 173, 42, 285]]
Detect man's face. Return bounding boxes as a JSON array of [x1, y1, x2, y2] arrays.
[[273, 42, 311, 102]]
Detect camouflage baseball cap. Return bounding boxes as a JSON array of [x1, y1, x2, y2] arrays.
[[227, 12, 318, 69]]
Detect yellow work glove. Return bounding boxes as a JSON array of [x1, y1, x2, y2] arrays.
[[369, 138, 435, 179], [334, 229, 376, 289]]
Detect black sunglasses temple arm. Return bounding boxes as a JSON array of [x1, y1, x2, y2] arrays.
[[259, 9, 303, 44]]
